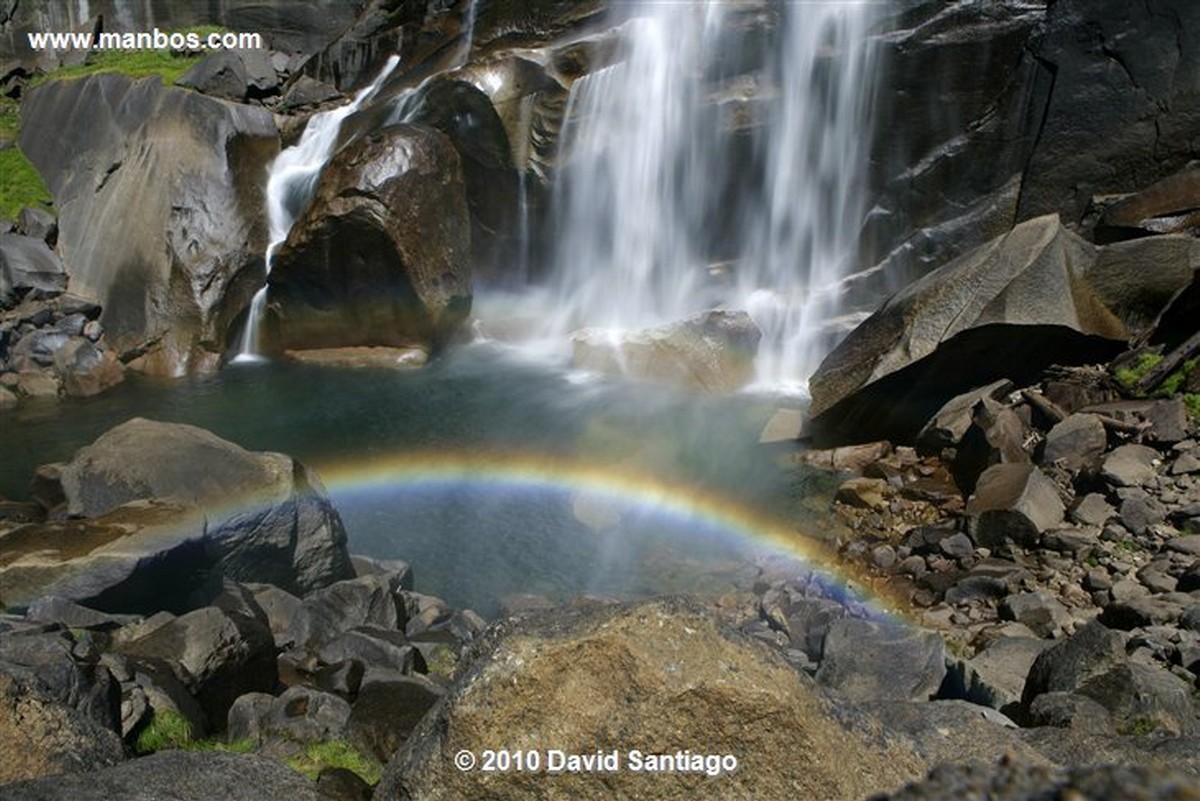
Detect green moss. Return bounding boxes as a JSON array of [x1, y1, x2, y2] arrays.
[[190, 737, 257, 754], [1114, 352, 1163, 387], [1119, 717, 1161, 737], [421, 643, 459, 680], [1159, 358, 1197, 395], [1185, 394, 1200, 420], [0, 148, 52, 220], [286, 740, 383, 785], [134, 710, 194, 754]]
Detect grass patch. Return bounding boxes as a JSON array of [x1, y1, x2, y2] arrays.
[[286, 740, 383, 785], [1114, 352, 1163, 388], [1185, 393, 1200, 420], [30, 26, 226, 88], [1119, 717, 1161, 737], [134, 710, 193, 754], [0, 97, 20, 140], [134, 709, 255, 755]]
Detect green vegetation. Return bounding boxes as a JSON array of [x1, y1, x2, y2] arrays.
[[134, 709, 255, 756], [421, 643, 459, 680], [0, 96, 52, 219], [1185, 393, 1200, 420], [1114, 352, 1163, 388], [30, 26, 225, 88], [134, 709, 193, 754], [1119, 717, 1161, 737], [286, 740, 383, 785]]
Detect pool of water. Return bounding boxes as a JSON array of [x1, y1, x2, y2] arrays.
[[1, 343, 831, 614]]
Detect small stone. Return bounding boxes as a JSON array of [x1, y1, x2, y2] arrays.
[[1083, 568, 1113, 592], [835, 477, 891, 509], [82, 320, 103, 342], [939, 532, 975, 561], [1071, 493, 1115, 527], [1110, 579, 1150, 603], [1101, 444, 1160, 487], [870, 544, 897, 570], [1136, 564, 1178, 595], [1170, 453, 1200, 475]]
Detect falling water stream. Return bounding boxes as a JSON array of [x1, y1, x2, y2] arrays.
[[544, 1, 878, 390], [4, 1, 884, 615]]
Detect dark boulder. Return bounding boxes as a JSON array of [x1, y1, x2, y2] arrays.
[[265, 123, 471, 357], [117, 606, 277, 728], [0, 419, 352, 613], [346, 669, 443, 763], [0, 750, 323, 801], [809, 215, 1126, 445], [177, 49, 279, 101], [18, 74, 278, 376], [0, 234, 67, 308], [814, 618, 946, 703], [226, 685, 351, 745], [965, 464, 1065, 550]]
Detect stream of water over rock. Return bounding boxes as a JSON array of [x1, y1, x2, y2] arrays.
[[3, 1, 882, 616]]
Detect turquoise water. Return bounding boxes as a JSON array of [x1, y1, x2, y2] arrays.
[[1, 344, 822, 614]]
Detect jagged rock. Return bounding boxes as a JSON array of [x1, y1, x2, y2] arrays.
[[266, 123, 470, 357], [128, 656, 209, 741], [116, 606, 277, 727], [23, 597, 138, 630], [570, 310, 761, 393], [19, 74, 278, 375], [0, 671, 123, 785], [1027, 691, 1114, 733], [16, 207, 56, 246], [835, 477, 891, 509], [1071, 493, 1116, 526], [916, 379, 1014, 454], [966, 464, 1065, 549], [784, 597, 851, 662], [1100, 596, 1189, 629], [948, 636, 1052, 716], [950, 397, 1031, 495], [1101, 444, 1160, 487], [318, 627, 419, 674], [872, 760, 1200, 801], [0, 418, 354, 609], [346, 669, 443, 763], [0, 629, 121, 734], [0, 750, 323, 801], [177, 49, 279, 101], [1086, 399, 1190, 445], [227, 685, 351, 745], [795, 441, 893, 473], [52, 337, 125, 397], [377, 598, 925, 800], [815, 618, 946, 702], [998, 592, 1071, 639], [810, 215, 1126, 445], [858, 700, 1037, 769], [1042, 414, 1107, 472], [1119, 494, 1168, 535], [0, 234, 67, 308]]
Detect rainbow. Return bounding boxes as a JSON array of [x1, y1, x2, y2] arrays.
[[312, 449, 911, 619]]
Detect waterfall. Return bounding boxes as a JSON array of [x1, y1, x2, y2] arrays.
[[544, 1, 879, 391], [234, 55, 400, 362]]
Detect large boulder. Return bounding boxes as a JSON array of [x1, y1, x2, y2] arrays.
[[809, 215, 1127, 445], [0, 419, 353, 612], [18, 74, 278, 376], [814, 619, 947, 703], [0, 750, 323, 801], [571, 310, 761, 393], [265, 123, 471, 357], [0, 234, 67, 308], [376, 597, 925, 801]]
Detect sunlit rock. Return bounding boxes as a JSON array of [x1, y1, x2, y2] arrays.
[[265, 123, 471, 357], [18, 74, 279, 376], [570, 310, 760, 393]]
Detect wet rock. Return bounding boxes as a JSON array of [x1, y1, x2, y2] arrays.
[[0, 750, 323, 801], [117, 606, 277, 728], [52, 337, 125, 398], [19, 74, 278, 375], [11, 418, 354, 607], [571, 310, 761, 393], [966, 464, 1065, 549], [815, 618, 946, 702], [267, 123, 470, 357], [378, 597, 925, 800], [1042, 413, 1107, 472], [1102, 444, 1160, 488]]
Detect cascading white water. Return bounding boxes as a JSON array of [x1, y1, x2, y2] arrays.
[[544, 1, 879, 391], [234, 55, 400, 361]]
